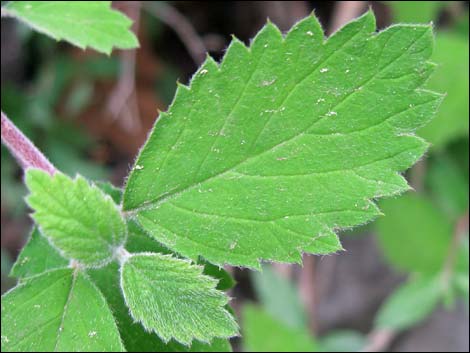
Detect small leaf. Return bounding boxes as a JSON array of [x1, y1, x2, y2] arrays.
[[123, 11, 441, 268], [376, 193, 453, 274], [375, 275, 442, 330], [318, 330, 366, 352], [88, 262, 232, 352], [25, 169, 126, 266], [1, 269, 124, 352], [252, 265, 307, 329], [4, 1, 138, 54], [242, 304, 317, 352], [10, 227, 68, 279], [120, 253, 238, 345]]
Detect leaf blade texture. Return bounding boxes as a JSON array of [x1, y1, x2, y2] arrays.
[[120, 253, 238, 345], [1, 269, 124, 352], [89, 262, 233, 352], [122, 11, 441, 268], [10, 227, 68, 279], [4, 1, 138, 54], [25, 169, 126, 266]]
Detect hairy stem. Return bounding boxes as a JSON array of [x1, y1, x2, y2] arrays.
[[1, 110, 56, 175]]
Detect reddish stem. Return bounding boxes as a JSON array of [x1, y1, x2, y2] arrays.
[[1, 110, 56, 175]]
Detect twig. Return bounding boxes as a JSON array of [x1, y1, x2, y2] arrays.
[[361, 328, 397, 352], [329, 1, 368, 35], [143, 2, 206, 65], [298, 254, 317, 333], [106, 1, 142, 134], [1, 110, 56, 175], [441, 211, 469, 287]]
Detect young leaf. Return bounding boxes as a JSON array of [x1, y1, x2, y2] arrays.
[[3, 1, 138, 54], [25, 169, 126, 266], [123, 11, 441, 268], [120, 253, 238, 345], [1, 269, 124, 352], [376, 193, 453, 274], [242, 304, 317, 352], [10, 227, 68, 279], [88, 262, 232, 352], [375, 275, 442, 330]]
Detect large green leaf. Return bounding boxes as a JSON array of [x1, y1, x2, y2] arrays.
[[1, 269, 124, 351], [242, 304, 317, 352], [387, 1, 444, 24], [123, 11, 440, 268], [4, 1, 138, 54], [10, 227, 68, 279], [25, 169, 126, 266], [120, 253, 238, 345], [376, 193, 453, 274]]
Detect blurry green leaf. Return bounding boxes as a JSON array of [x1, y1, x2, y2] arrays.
[[426, 153, 469, 220], [243, 304, 317, 352], [318, 330, 366, 352], [375, 275, 442, 330], [123, 12, 440, 268], [388, 1, 444, 23], [88, 262, 232, 352], [252, 265, 307, 329], [121, 253, 238, 345], [376, 193, 453, 274], [419, 33, 469, 148], [25, 170, 126, 266], [96, 181, 123, 204], [64, 80, 94, 117], [10, 227, 68, 279], [454, 235, 469, 301], [1, 269, 124, 352], [5, 1, 138, 54]]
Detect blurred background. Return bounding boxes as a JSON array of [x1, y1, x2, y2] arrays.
[[1, 1, 468, 352]]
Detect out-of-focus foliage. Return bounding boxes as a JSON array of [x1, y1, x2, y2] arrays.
[[387, 1, 445, 24], [419, 32, 469, 148]]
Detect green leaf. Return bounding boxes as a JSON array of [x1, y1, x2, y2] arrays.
[[96, 180, 123, 204], [252, 265, 307, 328], [10, 227, 68, 279], [4, 1, 138, 54], [1, 269, 124, 352], [375, 275, 442, 330], [426, 153, 469, 221], [120, 253, 238, 345], [242, 304, 317, 352], [88, 262, 232, 352], [418, 33, 469, 148], [122, 11, 441, 268], [25, 169, 126, 266], [387, 1, 444, 24], [376, 193, 453, 274]]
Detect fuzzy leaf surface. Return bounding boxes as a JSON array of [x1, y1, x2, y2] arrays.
[[10, 227, 68, 279], [123, 12, 440, 268], [4, 1, 138, 54], [120, 253, 238, 345], [1, 269, 124, 352], [25, 170, 126, 266]]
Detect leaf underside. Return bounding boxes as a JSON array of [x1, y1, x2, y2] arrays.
[[123, 11, 441, 268], [5, 1, 138, 54]]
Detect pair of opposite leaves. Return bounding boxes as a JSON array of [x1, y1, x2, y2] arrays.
[[3, 10, 441, 350]]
